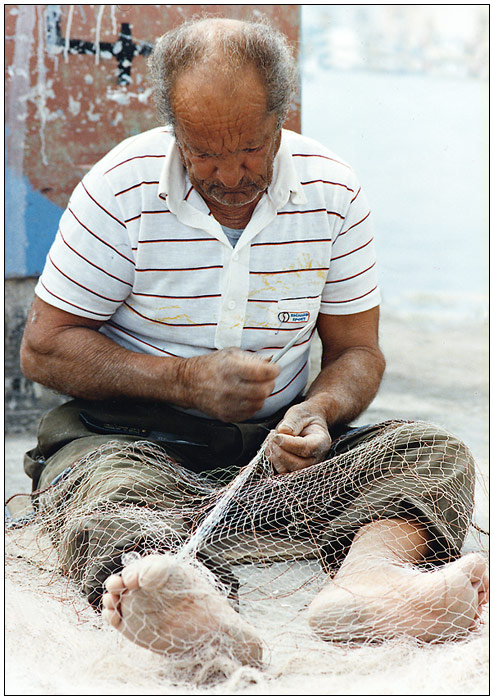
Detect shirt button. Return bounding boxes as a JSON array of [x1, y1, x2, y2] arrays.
[[227, 300, 236, 310], [232, 252, 238, 261]]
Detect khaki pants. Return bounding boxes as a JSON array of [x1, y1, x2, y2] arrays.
[[26, 401, 475, 610]]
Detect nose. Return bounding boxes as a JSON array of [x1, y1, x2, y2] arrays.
[[214, 155, 245, 188]]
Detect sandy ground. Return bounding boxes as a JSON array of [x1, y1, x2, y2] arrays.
[[5, 311, 489, 696]]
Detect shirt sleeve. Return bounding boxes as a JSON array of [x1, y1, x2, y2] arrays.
[[35, 168, 135, 320], [320, 173, 381, 315]]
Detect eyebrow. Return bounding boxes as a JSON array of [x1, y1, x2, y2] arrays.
[[185, 139, 265, 157], [179, 139, 219, 157]]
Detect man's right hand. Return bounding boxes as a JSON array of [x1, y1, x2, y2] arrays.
[[183, 348, 280, 422], [21, 297, 279, 423]]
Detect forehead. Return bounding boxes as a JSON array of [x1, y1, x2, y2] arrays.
[[172, 63, 276, 151]]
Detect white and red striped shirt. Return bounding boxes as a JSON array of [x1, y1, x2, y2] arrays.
[[36, 127, 380, 418]]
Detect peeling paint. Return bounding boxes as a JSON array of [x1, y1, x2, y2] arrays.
[[63, 4, 74, 62], [106, 86, 152, 105], [110, 5, 117, 35], [94, 5, 105, 65], [36, 6, 49, 165], [5, 4, 300, 277], [46, 5, 63, 56], [86, 104, 101, 122], [68, 95, 81, 115], [6, 5, 36, 277]]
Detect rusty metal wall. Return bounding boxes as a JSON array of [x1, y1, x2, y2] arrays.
[[5, 4, 301, 278]]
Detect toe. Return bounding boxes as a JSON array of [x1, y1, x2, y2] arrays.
[[121, 554, 176, 592], [102, 607, 122, 629], [460, 553, 489, 606], [102, 591, 120, 611], [105, 574, 126, 594], [472, 560, 489, 609], [121, 566, 140, 591]]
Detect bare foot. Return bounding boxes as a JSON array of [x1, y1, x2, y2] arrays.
[[308, 552, 489, 643], [102, 553, 263, 666]]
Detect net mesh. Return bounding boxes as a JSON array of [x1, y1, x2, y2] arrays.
[[5, 420, 489, 683]]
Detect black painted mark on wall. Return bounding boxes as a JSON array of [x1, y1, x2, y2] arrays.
[[48, 16, 153, 85]]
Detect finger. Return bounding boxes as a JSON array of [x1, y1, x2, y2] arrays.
[[275, 403, 315, 437], [239, 378, 277, 399], [237, 359, 280, 383], [265, 436, 317, 473], [225, 348, 281, 381], [276, 412, 303, 436], [276, 421, 295, 436], [274, 432, 324, 458], [223, 384, 276, 417], [270, 446, 316, 474], [222, 400, 265, 422]]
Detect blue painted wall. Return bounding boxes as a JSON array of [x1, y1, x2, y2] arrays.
[[5, 4, 300, 280], [5, 155, 64, 278]]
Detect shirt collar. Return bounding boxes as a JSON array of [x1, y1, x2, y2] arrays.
[[267, 130, 307, 208], [158, 136, 187, 213], [158, 129, 307, 213]]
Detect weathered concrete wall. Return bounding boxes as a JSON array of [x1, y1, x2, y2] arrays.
[[5, 4, 300, 278], [5, 278, 67, 433], [5, 5, 301, 431]]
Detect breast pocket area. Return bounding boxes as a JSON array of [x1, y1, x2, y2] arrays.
[[275, 297, 321, 327]]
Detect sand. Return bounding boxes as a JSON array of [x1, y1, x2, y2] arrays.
[[5, 311, 489, 696]]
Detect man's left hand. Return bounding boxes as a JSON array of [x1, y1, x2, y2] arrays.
[[266, 401, 332, 474]]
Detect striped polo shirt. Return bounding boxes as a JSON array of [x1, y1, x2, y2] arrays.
[[36, 127, 380, 419]]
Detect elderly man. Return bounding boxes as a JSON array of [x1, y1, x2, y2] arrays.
[[20, 18, 487, 665]]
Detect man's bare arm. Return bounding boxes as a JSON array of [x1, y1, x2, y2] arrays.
[[20, 296, 279, 422], [267, 306, 386, 472], [305, 305, 386, 425]]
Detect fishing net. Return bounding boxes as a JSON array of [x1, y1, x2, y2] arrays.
[[5, 420, 489, 682]]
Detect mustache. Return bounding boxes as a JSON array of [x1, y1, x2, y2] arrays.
[[204, 176, 268, 192]]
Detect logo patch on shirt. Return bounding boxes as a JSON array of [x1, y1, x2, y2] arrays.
[[278, 310, 311, 324]]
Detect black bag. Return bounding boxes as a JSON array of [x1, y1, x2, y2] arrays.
[[24, 397, 297, 487]]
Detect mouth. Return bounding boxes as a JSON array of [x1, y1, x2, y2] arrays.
[[209, 182, 263, 197], [212, 183, 257, 192], [210, 188, 264, 207]]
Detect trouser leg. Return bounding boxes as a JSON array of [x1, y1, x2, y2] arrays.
[[36, 437, 236, 610], [205, 420, 476, 569], [320, 420, 476, 565], [32, 420, 477, 609]]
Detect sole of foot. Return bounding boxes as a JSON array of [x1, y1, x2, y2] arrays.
[[307, 552, 489, 643], [102, 553, 263, 666]]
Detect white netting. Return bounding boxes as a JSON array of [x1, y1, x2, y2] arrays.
[[5, 420, 489, 684]]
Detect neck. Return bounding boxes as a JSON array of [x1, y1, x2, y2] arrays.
[[206, 194, 264, 229]]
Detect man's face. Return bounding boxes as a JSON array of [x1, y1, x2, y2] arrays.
[[172, 64, 281, 209]]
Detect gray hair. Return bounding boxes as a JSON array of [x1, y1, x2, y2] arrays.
[[148, 17, 298, 130]]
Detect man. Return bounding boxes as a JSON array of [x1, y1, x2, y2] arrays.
[[20, 18, 487, 666]]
